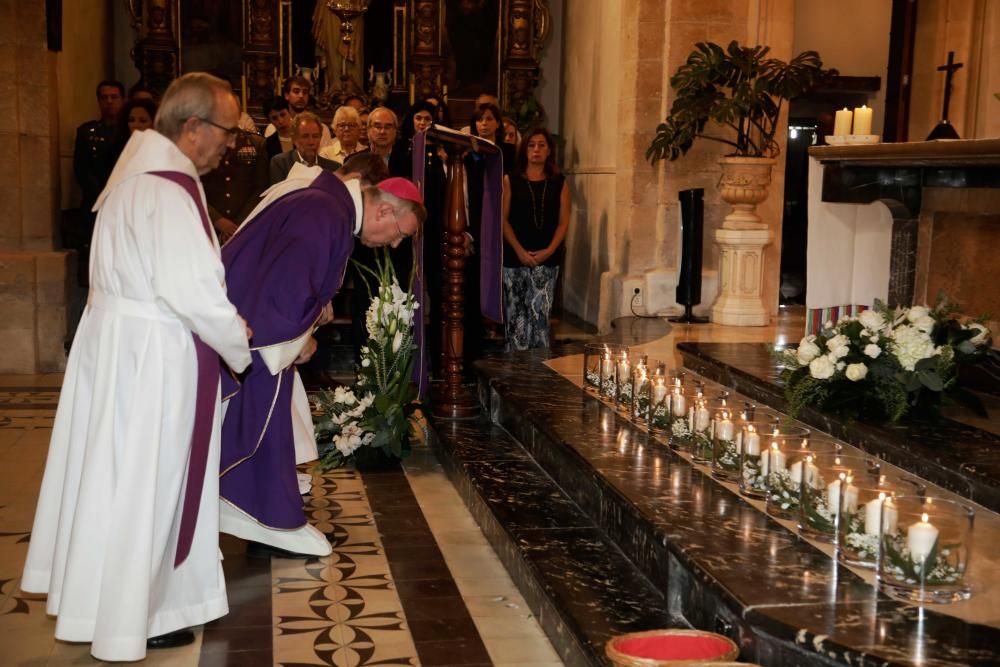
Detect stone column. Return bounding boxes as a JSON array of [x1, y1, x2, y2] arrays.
[[0, 2, 73, 373]]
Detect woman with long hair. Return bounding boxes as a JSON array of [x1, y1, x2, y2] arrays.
[[119, 98, 158, 136], [501, 128, 568, 351]]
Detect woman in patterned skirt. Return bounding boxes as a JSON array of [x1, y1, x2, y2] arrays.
[[501, 127, 570, 351]]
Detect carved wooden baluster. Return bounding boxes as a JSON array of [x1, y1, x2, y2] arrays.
[[433, 150, 479, 419]]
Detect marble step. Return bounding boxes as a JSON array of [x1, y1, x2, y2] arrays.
[[464, 348, 1000, 667], [427, 416, 675, 666]]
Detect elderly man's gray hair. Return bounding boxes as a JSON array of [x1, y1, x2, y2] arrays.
[[155, 72, 232, 141]]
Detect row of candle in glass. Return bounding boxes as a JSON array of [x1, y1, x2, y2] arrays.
[[583, 344, 974, 603]]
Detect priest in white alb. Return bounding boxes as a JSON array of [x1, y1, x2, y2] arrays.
[[21, 73, 253, 662]]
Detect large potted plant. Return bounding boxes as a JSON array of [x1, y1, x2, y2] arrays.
[[646, 41, 825, 324]]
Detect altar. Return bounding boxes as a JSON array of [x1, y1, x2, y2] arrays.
[[806, 139, 1000, 333]]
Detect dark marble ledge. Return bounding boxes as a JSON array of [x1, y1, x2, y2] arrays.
[[470, 348, 1000, 666], [677, 342, 1000, 513], [808, 138, 1000, 166]]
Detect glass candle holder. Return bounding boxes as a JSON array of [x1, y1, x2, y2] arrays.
[[838, 472, 912, 569], [739, 424, 810, 499], [878, 495, 974, 604], [649, 374, 671, 431], [667, 394, 709, 454], [593, 344, 626, 400], [765, 437, 841, 520], [799, 453, 880, 544], [707, 408, 739, 474], [614, 351, 633, 411], [630, 367, 652, 423]]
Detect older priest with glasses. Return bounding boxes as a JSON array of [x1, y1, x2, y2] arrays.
[[21, 73, 253, 662]]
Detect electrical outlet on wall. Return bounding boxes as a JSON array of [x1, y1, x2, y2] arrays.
[[632, 287, 643, 307]]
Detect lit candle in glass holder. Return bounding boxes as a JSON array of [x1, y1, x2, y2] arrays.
[[615, 352, 632, 409], [671, 387, 687, 418], [631, 366, 651, 423], [600, 347, 614, 398]]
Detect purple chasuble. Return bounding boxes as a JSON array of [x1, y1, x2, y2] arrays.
[[148, 171, 221, 568], [219, 170, 355, 529]]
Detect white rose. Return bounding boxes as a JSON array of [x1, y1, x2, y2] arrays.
[[912, 315, 936, 333], [906, 306, 930, 322], [858, 309, 885, 333], [967, 322, 990, 346], [361, 358, 371, 367], [845, 363, 869, 381], [796, 336, 821, 365], [863, 344, 882, 359], [826, 333, 850, 359], [809, 355, 836, 380]]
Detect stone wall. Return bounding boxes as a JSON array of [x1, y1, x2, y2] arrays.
[[561, 0, 792, 331], [0, 1, 73, 374]]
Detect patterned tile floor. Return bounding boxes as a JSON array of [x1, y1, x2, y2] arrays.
[[0, 375, 560, 666]]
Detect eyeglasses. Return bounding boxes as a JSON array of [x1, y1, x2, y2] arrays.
[[394, 218, 413, 241], [336, 122, 359, 130], [198, 117, 242, 138]]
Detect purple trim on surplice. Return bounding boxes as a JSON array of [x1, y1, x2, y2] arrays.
[[149, 170, 221, 569]]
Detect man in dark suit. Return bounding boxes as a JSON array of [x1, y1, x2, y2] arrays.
[[269, 112, 340, 185], [202, 128, 270, 242]]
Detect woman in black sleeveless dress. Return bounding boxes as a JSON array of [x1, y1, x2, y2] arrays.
[[501, 128, 569, 351]]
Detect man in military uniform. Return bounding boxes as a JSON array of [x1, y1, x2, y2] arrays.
[[202, 126, 270, 243], [70, 81, 125, 277]]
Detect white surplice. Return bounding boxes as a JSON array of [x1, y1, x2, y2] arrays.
[[21, 130, 252, 662]]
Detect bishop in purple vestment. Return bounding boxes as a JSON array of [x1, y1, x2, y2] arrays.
[[219, 171, 426, 556]]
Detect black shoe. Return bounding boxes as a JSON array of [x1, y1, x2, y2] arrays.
[[147, 629, 195, 649], [246, 540, 317, 560]]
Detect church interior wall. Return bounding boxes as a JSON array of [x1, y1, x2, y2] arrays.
[[793, 0, 891, 135], [0, 2, 73, 373], [535, 0, 564, 136], [57, 0, 116, 211], [561, 0, 793, 331], [909, 0, 999, 141]]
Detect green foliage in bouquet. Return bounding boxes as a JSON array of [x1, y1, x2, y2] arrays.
[[776, 296, 992, 422], [313, 249, 421, 469]]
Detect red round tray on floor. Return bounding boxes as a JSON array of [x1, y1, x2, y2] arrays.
[[606, 629, 740, 666]]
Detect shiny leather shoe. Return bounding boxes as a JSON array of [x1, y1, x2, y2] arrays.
[[146, 629, 195, 649], [246, 540, 316, 559]]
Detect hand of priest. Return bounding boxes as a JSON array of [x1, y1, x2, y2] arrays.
[[295, 336, 318, 365], [317, 302, 334, 326], [240, 316, 253, 340], [216, 217, 239, 243]]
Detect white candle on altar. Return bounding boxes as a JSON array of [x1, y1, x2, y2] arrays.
[[883, 497, 899, 534], [834, 107, 853, 136], [827, 473, 859, 514], [694, 403, 710, 432], [907, 512, 939, 563], [744, 425, 761, 456], [671, 390, 686, 417], [653, 377, 667, 405], [790, 457, 820, 488], [766, 441, 786, 475], [687, 406, 695, 431], [852, 105, 873, 135], [616, 354, 630, 386], [864, 492, 892, 536], [716, 413, 734, 441], [600, 352, 613, 382]]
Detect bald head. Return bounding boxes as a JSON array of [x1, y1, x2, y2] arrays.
[[367, 107, 398, 156]]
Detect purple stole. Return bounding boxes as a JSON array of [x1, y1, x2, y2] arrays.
[[150, 170, 221, 568]]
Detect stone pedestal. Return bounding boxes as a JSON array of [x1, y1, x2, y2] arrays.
[[710, 228, 771, 326]]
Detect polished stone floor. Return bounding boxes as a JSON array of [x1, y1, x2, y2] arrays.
[[0, 306, 810, 665]]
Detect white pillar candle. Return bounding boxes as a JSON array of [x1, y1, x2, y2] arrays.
[[653, 379, 667, 405], [600, 353, 613, 381], [744, 427, 760, 456], [617, 359, 630, 385], [827, 475, 859, 514], [834, 107, 853, 136], [687, 406, 695, 431], [852, 105, 873, 136], [671, 390, 686, 417], [769, 444, 786, 472], [907, 513, 939, 563], [883, 498, 898, 534], [716, 415, 734, 441], [790, 459, 821, 488], [694, 404, 710, 432], [864, 493, 885, 536]]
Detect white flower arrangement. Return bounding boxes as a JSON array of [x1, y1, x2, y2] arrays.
[[314, 251, 421, 469], [776, 298, 992, 422]]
